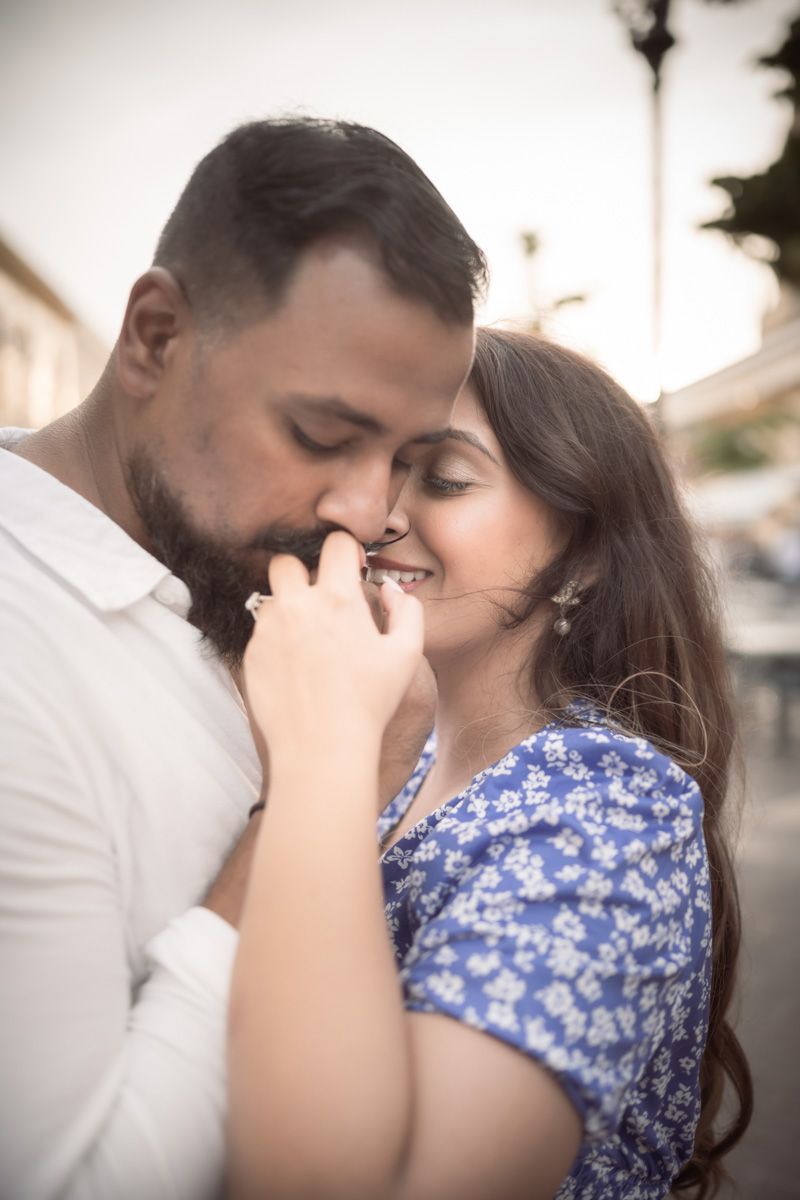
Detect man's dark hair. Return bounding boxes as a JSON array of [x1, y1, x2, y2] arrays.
[[154, 117, 487, 327]]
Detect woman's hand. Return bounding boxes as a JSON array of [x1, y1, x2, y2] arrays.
[[242, 531, 424, 764]]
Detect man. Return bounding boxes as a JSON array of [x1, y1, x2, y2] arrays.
[[0, 118, 483, 1199]]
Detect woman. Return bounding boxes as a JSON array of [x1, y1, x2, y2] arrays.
[[229, 329, 752, 1199]]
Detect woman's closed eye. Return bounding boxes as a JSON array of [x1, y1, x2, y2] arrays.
[[422, 473, 473, 495]]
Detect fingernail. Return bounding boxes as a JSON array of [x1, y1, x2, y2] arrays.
[[382, 576, 403, 593]]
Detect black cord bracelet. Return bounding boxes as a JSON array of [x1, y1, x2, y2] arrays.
[[248, 799, 267, 819]]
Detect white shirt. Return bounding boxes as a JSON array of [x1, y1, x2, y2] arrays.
[[0, 437, 261, 1200]]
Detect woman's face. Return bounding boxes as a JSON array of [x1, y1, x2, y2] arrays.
[[369, 386, 563, 665]]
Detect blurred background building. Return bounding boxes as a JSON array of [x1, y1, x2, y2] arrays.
[[0, 235, 107, 428], [666, 288, 800, 589]]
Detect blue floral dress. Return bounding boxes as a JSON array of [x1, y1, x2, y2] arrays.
[[378, 710, 711, 1199]]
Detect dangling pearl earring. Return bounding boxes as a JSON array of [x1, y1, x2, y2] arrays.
[[551, 580, 581, 636]]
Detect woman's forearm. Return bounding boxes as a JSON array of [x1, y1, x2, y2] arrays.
[[228, 738, 414, 1200]]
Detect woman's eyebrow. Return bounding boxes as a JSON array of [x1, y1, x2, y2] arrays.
[[438, 427, 499, 465]]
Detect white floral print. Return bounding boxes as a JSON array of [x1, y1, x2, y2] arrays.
[[378, 708, 711, 1199]]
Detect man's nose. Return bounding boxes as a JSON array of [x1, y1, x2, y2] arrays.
[[315, 463, 397, 545]]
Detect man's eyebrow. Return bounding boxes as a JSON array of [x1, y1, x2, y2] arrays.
[[288, 395, 387, 436], [287, 395, 454, 449]]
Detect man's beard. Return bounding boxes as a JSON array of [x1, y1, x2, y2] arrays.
[[125, 446, 336, 668]]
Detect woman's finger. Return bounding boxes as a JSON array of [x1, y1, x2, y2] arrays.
[[316, 531, 365, 596], [380, 580, 425, 657], [267, 553, 311, 595]]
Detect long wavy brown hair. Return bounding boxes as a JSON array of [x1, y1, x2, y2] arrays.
[[469, 327, 753, 1198]]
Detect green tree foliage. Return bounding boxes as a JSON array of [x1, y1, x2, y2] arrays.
[[703, 16, 800, 287]]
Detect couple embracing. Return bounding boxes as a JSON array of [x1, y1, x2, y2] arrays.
[[0, 118, 750, 1200]]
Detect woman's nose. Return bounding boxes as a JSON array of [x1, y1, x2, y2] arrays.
[[382, 494, 410, 542]]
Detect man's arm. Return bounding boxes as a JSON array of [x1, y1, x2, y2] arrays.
[[0, 678, 238, 1200]]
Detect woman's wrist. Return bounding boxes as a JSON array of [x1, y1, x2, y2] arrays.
[[271, 742, 380, 786], [265, 711, 383, 762]]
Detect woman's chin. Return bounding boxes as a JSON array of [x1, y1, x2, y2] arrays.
[[421, 629, 464, 671]]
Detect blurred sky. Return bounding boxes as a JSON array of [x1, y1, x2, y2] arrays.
[[0, 0, 797, 400]]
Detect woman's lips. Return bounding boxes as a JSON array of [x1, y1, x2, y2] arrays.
[[363, 556, 432, 593]]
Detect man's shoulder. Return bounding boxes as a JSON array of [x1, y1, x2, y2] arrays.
[[0, 426, 33, 452], [0, 524, 73, 606], [0, 442, 170, 616]]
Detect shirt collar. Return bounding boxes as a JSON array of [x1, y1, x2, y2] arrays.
[[0, 436, 189, 614]]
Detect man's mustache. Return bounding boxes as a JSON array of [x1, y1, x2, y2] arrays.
[[248, 526, 333, 568], [247, 527, 407, 570]]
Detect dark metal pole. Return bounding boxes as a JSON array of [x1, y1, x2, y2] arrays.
[[615, 0, 675, 415], [652, 63, 664, 412]]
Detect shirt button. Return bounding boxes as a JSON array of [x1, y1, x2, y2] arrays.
[[154, 577, 190, 611]]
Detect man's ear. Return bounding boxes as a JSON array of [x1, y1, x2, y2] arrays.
[[115, 268, 189, 398]]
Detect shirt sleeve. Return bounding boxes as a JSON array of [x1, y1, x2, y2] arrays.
[[0, 671, 237, 1200], [397, 726, 712, 1142]]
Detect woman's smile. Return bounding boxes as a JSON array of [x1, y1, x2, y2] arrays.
[[364, 555, 433, 592]]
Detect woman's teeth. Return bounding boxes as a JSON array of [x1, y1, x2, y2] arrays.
[[365, 567, 428, 584]]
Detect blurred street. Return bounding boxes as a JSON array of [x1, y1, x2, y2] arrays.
[[719, 657, 800, 1199]]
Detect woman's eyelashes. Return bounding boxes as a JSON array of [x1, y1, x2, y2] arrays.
[[421, 472, 473, 495], [412, 450, 479, 496]]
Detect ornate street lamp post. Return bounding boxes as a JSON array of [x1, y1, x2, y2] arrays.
[[615, 0, 676, 412]]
